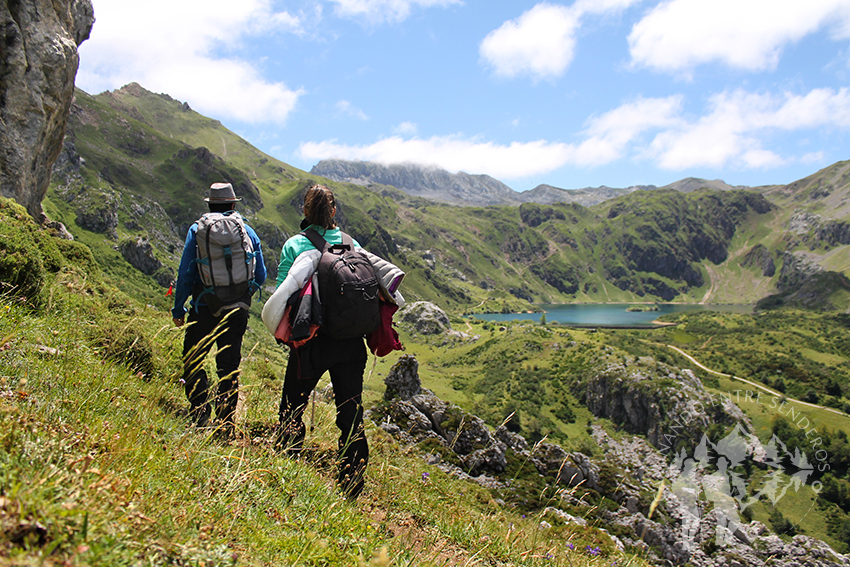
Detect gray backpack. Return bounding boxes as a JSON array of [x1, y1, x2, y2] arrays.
[[194, 212, 257, 315]]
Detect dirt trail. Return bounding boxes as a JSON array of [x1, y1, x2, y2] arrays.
[[700, 265, 718, 304], [664, 344, 849, 418]]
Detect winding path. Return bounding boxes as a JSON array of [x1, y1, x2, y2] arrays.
[[663, 344, 848, 418]]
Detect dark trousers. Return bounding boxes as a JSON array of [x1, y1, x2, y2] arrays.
[[182, 304, 249, 424], [277, 334, 369, 498]]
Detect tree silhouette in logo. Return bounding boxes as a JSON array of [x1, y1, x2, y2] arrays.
[[670, 424, 816, 551]]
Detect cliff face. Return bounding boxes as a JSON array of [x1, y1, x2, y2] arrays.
[[572, 358, 749, 449], [0, 0, 94, 221]]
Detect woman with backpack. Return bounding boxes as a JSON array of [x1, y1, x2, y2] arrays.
[[270, 184, 403, 499]]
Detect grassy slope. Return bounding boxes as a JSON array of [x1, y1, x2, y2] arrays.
[[0, 196, 649, 566], [35, 84, 850, 557]]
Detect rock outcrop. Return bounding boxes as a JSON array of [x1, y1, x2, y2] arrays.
[[119, 237, 174, 287], [373, 355, 848, 567], [0, 0, 95, 222], [776, 251, 824, 292], [311, 159, 653, 207], [739, 244, 776, 277], [375, 355, 610, 484], [756, 250, 850, 311], [572, 359, 748, 450], [397, 301, 452, 335], [383, 354, 422, 401], [311, 159, 519, 206]]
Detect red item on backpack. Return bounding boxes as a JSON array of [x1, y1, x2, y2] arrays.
[[366, 302, 403, 357]]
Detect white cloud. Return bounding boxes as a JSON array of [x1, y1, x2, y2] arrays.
[[573, 0, 643, 15], [480, 3, 580, 80], [336, 100, 369, 120], [629, 0, 850, 73], [577, 96, 684, 165], [480, 0, 641, 80], [298, 87, 850, 178], [298, 135, 579, 179], [329, 0, 462, 24], [801, 151, 826, 164], [76, 0, 305, 124], [648, 88, 850, 169], [393, 121, 419, 135]]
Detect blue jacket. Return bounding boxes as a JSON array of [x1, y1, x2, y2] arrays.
[[172, 212, 266, 319]]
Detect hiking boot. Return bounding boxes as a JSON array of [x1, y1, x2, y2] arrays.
[[189, 403, 211, 428]]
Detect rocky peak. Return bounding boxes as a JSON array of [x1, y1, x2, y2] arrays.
[[311, 159, 520, 206], [0, 0, 95, 222]]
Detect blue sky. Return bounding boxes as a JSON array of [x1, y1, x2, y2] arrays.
[[76, 0, 850, 192]]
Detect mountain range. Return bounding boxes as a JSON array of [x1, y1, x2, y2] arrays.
[[43, 83, 850, 311], [311, 158, 659, 207]]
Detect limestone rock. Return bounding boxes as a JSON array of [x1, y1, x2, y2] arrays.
[[777, 251, 824, 293], [739, 244, 775, 277], [0, 0, 94, 221], [384, 354, 421, 401], [397, 301, 451, 334], [310, 159, 519, 206], [76, 191, 119, 238], [119, 236, 173, 287], [574, 360, 748, 450], [374, 354, 849, 567]]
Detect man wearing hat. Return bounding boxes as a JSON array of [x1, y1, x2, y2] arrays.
[[172, 182, 266, 434]]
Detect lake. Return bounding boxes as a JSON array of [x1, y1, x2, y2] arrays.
[[471, 303, 753, 328]]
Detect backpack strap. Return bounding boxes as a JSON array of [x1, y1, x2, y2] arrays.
[[303, 228, 353, 252], [302, 228, 326, 252]]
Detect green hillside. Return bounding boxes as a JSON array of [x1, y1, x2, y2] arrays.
[[1, 196, 648, 566], [12, 190, 850, 562], [47, 84, 842, 313]]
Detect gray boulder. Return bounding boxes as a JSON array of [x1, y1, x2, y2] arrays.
[[380, 357, 507, 475], [397, 301, 451, 334], [384, 354, 421, 401], [530, 443, 603, 493]]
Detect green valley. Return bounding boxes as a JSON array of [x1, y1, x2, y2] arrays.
[[4, 81, 850, 566]]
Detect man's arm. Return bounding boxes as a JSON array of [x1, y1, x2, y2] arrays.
[[172, 226, 198, 325], [247, 226, 267, 286]]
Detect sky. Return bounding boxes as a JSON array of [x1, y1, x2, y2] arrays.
[[76, 0, 850, 192]]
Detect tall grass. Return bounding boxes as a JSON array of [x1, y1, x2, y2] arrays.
[[0, 278, 644, 566]]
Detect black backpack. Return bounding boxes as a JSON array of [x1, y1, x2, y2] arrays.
[[304, 229, 380, 340]]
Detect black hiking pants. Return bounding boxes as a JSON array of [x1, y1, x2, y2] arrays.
[[277, 333, 369, 498], [182, 304, 249, 425]]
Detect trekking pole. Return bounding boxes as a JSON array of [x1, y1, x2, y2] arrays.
[[310, 389, 316, 434]]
